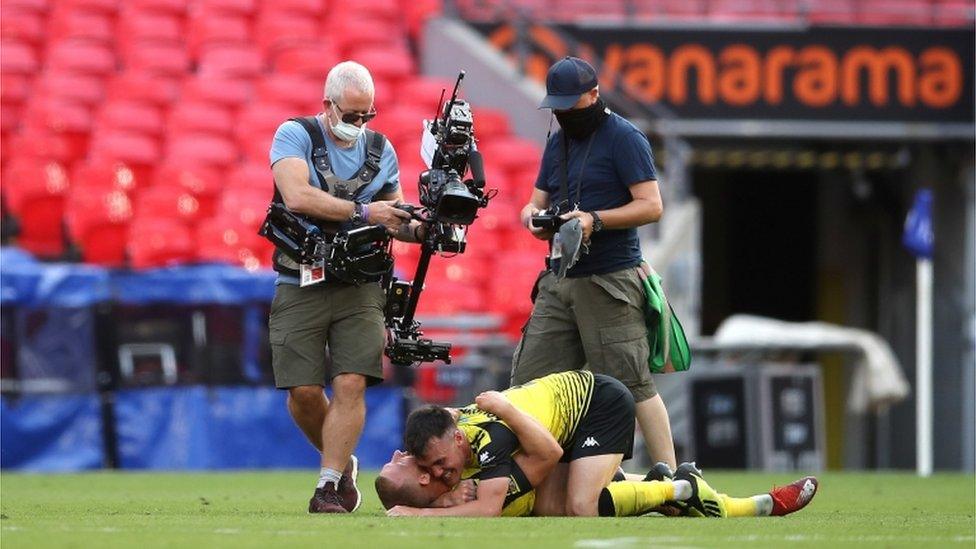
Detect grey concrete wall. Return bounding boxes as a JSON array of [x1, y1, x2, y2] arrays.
[[421, 18, 551, 147]]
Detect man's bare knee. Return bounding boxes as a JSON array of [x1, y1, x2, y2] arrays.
[[565, 497, 598, 517], [331, 374, 366, 403], [288, 385, 324, 412]]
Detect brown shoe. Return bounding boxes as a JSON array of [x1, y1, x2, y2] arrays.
[[337, 455, 362, 513], [308, 484, 347, 514]]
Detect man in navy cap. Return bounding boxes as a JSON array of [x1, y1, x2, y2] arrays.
[[513, 56, 677, 468]]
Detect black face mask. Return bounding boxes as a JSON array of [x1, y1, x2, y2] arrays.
[[554, 98, 609, 140]]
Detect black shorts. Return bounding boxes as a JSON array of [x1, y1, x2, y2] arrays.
[[562, 373, 636, 462]]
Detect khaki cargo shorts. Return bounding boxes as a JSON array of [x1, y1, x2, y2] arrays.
[[511, 268, 656, 402], [269, 281, 386, 388]]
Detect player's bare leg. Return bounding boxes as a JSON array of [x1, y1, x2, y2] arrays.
[[565, 454, 624, 516], [532, 464, 570, 516]]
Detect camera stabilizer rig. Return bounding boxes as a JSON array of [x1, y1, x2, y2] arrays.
[[383, 71, 495, 367]]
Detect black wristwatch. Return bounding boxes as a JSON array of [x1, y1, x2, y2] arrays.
[[589, 211, 604, 232]]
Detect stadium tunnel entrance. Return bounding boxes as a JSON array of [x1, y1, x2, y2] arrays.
[[683, 139, 973, 470]]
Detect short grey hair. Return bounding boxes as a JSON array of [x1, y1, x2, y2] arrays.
[[324, 61, 375, 102]]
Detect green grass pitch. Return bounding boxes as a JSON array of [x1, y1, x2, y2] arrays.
[[1, 471, 973, 548]]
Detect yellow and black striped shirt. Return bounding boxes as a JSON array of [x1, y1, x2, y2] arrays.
[[456, 371, 596, 513]]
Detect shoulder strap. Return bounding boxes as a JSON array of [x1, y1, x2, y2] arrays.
[[560, 133, 570, 211], [356, 128, 387, 184], [290, 116, 342, 193]]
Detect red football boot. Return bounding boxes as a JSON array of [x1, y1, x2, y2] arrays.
[[769, 476, 819, 516]]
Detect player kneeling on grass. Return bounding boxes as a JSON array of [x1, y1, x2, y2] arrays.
[[377, 371, 816, 517]]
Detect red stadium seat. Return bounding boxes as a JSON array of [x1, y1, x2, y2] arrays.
[[47, 9, 115, 44], [193, 0, 255, 16], [7, 128, 73, 162], [253, 13, 319, 59], [239, 132, 274, 165], [255, 0, 324, 18], [0, 40, 39, 75], [198, 44, 264, 80], [152, 163, 220, 193], [21, 99, 93, 158], [181, 76, 254, 110], [329, 19, 408, 59], [368, 106, 430, 146], [127, 215, 197, 269], [328, 0, 401, 25], [88, 131, 160, 171], [167, 102, 234, 137], [115, 11, 183, 59], [230, 163, 273, 193], [71, 159, 143, 197], [470, 107, 512, 142], [95, 101, 165, 137], [347, 45, 415, 85], [0, 9, 45, 44], [59, 0, 119, 13], [104, 72, 180, 106], [415, 280, 485, 315], [64, 187, 134, 266], [151, 164, 221, 216], [273, 43, 341, 78], [196, 214, 272, 270], [166, 133, 239, 168], [478, 136, 543, 177], [2, 158, 70, 257], [395, 77, 454, 114], [217, 187, 269, 230], [254, 75, 323, 112], [1, 0, 49, 13], [1, 73, 32, 104], [186, 11, 251, 59], [33, 72, 106, 106], [125, 0, 188, 14], [134, 185, 205, 226], [122, 42, 190, 77], [413, 366, 456, 404], [235, 103, 293, 147]]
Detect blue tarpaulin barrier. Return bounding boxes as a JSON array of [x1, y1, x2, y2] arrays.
[[0, 394, 104, 471], [0, 249, 406, 472], [114, 386, 403, 470]]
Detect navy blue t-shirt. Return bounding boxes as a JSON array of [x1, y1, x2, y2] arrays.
[[535, 112, 658, 277]]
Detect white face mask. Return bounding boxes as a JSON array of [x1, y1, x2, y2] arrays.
[[330, 104, 366, 142]]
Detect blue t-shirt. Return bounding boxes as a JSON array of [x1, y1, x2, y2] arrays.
[[535, 112, 658, 277], [269, 115, 400, 197], [269, 115, 400, 285]]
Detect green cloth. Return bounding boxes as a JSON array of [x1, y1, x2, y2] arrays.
[[637, 262, 692, 374]]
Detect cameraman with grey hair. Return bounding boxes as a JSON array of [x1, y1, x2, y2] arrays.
[[268, 60, 422, 513]]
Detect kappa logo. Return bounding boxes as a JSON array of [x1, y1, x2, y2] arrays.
[[581, 437, 600, 448]]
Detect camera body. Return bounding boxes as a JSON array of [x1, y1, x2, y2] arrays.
[[259, 203, 392, 284], [419, 168, 480, 226], [531, 208, 567, 231]]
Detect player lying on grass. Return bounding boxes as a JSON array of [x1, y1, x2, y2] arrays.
[[378, 450, 817, 518], [376, 370, 818, 517]]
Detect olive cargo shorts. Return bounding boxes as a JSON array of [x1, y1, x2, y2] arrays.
[[269, 281, 386, 388], [511, 268, 657, 402]]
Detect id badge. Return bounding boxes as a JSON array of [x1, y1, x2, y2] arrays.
[[550, 232, 563, 260], [299, 259, 326, 287]]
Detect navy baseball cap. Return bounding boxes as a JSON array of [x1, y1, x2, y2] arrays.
[[539, 56, 598, 110]]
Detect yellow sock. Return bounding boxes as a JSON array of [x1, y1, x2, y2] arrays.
[[720, 493, 762, 517], [598, 481, 674, 517]]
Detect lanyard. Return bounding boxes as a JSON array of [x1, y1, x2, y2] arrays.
[[559, 133, 596, 213]]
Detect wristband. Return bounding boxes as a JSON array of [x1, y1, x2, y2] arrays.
[[362, 203, 370, 223]]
